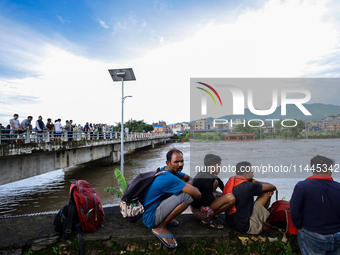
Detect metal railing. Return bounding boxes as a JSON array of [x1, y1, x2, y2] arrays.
[[0, 129, 172, 145]]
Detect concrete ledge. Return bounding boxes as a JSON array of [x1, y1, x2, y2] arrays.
[[0, 209, 301, 254]]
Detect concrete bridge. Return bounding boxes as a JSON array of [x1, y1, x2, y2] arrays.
[[0, 133, 172, 185]]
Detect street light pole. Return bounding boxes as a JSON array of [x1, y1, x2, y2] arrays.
[[108, 68, 136, 176], [121, 76, 124, 175]]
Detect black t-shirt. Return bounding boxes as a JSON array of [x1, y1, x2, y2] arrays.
[[225, 181, 262, 232], [191, 172, 224, 208]]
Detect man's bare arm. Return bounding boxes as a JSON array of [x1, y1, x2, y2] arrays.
[[182, 184, 201, 199], [256, 181, 276, 192]]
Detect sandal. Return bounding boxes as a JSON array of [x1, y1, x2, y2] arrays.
[[200, 219, 224, 230], [151, 229, 178, 248], [167, 219, 179, 226]]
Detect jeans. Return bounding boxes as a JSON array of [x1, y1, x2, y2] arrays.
[[298, 228, 340, 255]]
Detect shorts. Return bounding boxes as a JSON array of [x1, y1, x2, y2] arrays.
[[55, 132, 61, 137], [154, 192, 193, 227], [247, 201, 270, 235], [191, 205, 215, 220]]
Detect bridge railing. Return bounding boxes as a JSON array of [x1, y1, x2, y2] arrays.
[[0, 129, 172, 145]]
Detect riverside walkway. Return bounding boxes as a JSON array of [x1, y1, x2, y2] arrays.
[[0, 206, 300, 254], [0, 132, 172, 185]]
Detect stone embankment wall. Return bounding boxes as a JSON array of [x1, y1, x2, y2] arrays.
[[0, 210, 300, 255]]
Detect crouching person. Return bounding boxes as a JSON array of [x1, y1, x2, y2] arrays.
[[191, 154, 235, 229], [142, 149, 201, 248], [224, 161, 276, 234]]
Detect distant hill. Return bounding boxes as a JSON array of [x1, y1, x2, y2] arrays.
[[195, 103, 340, 123]]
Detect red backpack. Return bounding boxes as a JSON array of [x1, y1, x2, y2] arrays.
[[70, 180, 105, 232], [267, 200, 298, 235]]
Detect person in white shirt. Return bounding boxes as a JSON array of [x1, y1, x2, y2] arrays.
[[54, 118, 62, 142]]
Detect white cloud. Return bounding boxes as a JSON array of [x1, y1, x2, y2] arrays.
[[1, 0, 339, 126], [124, 0, 340, 123], [97, 19, 109, 29], [112, 16, 148, 35], [57, 15, 70, 24], [154, 1, 169, 12]]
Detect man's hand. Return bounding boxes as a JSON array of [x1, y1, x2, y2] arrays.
[[182, 174, 194, 185]]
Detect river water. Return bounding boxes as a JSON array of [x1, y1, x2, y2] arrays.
[[0, 139, 339, 217]]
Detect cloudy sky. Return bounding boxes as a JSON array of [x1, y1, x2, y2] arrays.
[[1, 0, 340, 127]]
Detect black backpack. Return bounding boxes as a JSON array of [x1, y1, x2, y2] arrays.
[[54, 183, 84, 255], [120, 168, 166, 222]]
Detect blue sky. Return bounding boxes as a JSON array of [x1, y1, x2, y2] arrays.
[[1, 0, 340, 126]]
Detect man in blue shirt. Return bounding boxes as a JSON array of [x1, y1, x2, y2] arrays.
[[291, 155, 340, 255], [143, 149, 201, 248], [21, 116, 33, 132]]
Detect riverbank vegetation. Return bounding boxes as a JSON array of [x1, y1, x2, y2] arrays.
[[111, 120, 154, 132], [188, 119, 340, 141], [104, 168, 128, 198], [173, 132, 190, 142], [191, 131, 225, 141]]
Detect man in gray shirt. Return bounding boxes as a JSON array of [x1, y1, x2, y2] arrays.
[[10, 114, 23, 138]]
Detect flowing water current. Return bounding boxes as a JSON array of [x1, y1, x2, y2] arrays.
[[0, 139, 339, 217]]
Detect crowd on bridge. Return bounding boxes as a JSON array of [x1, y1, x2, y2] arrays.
[[0, 113, 136, 144]]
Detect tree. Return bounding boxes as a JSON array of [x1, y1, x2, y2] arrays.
[[123, 120, 154, 132], [275, 119, 305, 139]]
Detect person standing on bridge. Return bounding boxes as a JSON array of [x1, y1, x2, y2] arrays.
[[21, 116, 33, 133], [142, 149, 201, 248], [9, 114, 23, 142], [69, 120, 74, 141], [35, 116, 46, 143], [83, 122, 90, 140], [21, 116, 33, 142], [65, 120, 73, 141], [54, 119, 62, 142], [89, 123, 94, 139]]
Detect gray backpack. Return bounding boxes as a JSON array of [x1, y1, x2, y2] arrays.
[[120, 168, 166, 222]]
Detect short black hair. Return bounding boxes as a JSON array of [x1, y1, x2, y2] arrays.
[[47, 118, 51, 121], [28, 116, 33, 118], [311, 155, 334, 174], [236, 161, 252, 175], [204, 154, 222, 167], [14, 114, 18, 117], [166, 149, 183, 162]]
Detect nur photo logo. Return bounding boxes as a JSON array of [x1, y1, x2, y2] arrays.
[[193, 79, 313, 128], [196, 82, 223, 115]]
